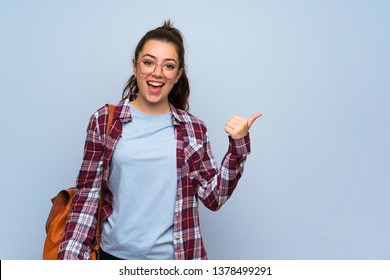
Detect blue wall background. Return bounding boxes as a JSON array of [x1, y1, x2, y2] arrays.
[[1, 0, 389, 259]]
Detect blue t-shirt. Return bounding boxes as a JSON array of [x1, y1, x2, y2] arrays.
[[101, 105, 177, 259]]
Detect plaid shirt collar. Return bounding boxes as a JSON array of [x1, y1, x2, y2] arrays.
[[114, 99, 187, 126]]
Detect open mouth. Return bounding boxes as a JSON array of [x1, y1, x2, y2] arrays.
[[147, 81, 165, 88]]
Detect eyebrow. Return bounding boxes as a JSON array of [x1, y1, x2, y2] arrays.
[[142, 54, 178, 64]]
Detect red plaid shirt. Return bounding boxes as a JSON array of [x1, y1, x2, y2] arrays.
[[58, 99, 251, 260]]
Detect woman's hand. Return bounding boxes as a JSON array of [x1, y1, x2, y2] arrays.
[[225, 113, 262, 139]]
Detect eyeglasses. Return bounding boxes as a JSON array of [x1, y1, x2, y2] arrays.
[[136, 59, 180, 79]]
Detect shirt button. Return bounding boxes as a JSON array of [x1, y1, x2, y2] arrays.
[[175, 236, 180, 240]]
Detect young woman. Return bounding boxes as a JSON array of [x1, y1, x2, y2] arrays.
[[58, 21, 261, 260]]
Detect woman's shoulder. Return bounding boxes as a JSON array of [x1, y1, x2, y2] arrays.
[[171, 106, 210, 141], [88, 104, 110, 125], [86, 100, 128, 130], [171, 106, 206, 126], [91, 100, 128, 121]]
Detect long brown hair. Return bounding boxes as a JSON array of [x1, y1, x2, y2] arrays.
[[122, 20, 190, 111]]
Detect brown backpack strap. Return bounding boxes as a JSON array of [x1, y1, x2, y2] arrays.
[[91, 104, 115, 259]]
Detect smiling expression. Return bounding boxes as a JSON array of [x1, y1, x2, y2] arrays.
[[132, 40, 183, 114]]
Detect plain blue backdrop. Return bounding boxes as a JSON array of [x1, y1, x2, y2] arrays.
[[1, 0, 389, 259]]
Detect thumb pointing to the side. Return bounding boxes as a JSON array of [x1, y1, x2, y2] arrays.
[[248, 113, 262, 128]]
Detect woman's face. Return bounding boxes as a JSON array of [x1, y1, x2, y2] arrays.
[[132, 39, 183, 113]]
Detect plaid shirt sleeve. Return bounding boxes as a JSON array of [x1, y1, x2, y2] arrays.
[[195, 126, 251, 211], [172, 109, 252, 259], [58, 107, 108, 260]]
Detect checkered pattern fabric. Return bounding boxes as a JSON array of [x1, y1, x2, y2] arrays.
[[58, 99, 251, 260]]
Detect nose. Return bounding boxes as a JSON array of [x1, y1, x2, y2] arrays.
[[152, 64, 164, 77]]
